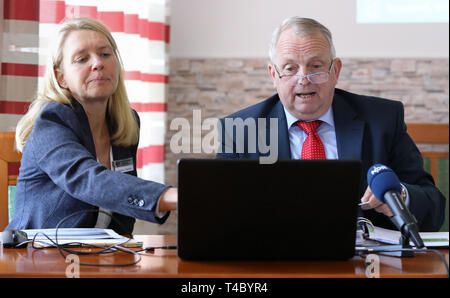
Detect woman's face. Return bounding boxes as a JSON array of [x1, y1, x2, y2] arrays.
[[56, 29, 119, 105]]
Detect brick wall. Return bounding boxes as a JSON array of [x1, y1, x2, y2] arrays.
[[166, 58, 449, 186]]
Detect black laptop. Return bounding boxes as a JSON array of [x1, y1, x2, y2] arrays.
[[177, 159, 362, 260]]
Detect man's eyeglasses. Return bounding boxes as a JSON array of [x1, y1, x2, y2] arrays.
[[274, 60, 335, 86]]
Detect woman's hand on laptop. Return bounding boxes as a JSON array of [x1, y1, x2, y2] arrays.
[[360, 186, 393, 217], [158, 187, 178, 211]]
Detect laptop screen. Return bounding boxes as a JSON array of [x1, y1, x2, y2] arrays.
[[177, 159, 362, 260]]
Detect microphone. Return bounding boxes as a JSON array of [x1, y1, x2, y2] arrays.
[[367, 164, 425, 248]]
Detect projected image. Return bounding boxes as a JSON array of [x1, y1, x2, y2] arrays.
[[357, 0, 449, 23]]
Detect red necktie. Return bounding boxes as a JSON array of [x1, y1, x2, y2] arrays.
[[296, 120, 326, 159]]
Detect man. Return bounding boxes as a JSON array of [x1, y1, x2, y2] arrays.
[[216, 17, 445, 231]]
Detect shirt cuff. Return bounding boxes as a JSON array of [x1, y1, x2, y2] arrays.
[[155, 196, 168, 219], [400, 183, 410, 207]]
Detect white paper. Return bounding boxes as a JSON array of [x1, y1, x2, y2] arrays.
[[369, 226, 449, 247], [23, 228, 122, 240], [21, 228, 142, 248]]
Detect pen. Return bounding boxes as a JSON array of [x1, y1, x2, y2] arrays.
[[359, 202, 370, 206]]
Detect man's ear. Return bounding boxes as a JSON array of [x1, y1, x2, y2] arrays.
[[55, 68, 68, 89], [332, 58, 343, 82], [268, 63, 277, 88]]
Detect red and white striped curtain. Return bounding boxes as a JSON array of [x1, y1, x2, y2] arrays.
[[1, 0, 170, 183]]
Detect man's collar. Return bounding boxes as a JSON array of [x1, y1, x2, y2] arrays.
[[283, 105, 335, 129]]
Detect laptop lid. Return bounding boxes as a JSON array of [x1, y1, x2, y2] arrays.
[[177, 159, 362, 260]]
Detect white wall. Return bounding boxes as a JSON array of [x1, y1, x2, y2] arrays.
[[169, 0, 449, 58]]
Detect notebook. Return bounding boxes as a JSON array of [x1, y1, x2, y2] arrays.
[[177, 158, 362, 260]]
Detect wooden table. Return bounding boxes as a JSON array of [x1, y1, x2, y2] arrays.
[[0, 235, 448, 278]]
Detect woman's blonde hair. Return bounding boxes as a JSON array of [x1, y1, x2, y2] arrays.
[[15, 17, 139, 152]]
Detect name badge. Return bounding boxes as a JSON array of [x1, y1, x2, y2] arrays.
[[112, 157, 134, 173]]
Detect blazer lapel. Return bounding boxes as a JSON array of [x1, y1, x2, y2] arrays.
[[72, 100, 96, 157], [332, 93, 365, 160]]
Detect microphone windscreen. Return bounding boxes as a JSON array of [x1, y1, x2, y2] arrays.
[[367, 164, 402, 203]]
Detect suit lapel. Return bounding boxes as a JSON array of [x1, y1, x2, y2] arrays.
[[332, 93, 365, 160], [268, 98, 291, 160]]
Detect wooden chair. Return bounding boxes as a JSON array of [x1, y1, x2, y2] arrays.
[[0, 132, 22, 231], [407, 123, 449, 183], [407, 123, 449, 232]]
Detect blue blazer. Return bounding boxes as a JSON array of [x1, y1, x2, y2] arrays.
[[217, 88, 446, 231], [7, 100, 170, 234]]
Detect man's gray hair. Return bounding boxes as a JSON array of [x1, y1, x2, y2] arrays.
[[269, 17, 336, 63]]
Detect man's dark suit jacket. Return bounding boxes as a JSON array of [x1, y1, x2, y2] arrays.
[[217, 88, 446, 231], [7, 100, 169, 235]]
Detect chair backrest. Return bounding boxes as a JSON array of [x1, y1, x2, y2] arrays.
[[0, 132, 22, 231], [407, 123, 449, 182], [407, 123, 449, 232]]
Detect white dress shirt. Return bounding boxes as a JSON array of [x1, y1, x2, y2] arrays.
[[284, 106, 338, 160]]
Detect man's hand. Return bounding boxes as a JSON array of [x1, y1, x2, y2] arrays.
[[360, 186, 393, 217]]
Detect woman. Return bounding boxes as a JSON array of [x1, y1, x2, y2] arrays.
[[7, 18, 176, 234]]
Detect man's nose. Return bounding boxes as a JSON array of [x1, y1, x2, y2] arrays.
[[293, 66, 310, 85], [294, 74, 311, 86]]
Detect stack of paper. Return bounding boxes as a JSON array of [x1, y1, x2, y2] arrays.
[[367, 226, 449, 248], [22, 228, 142, 248]]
